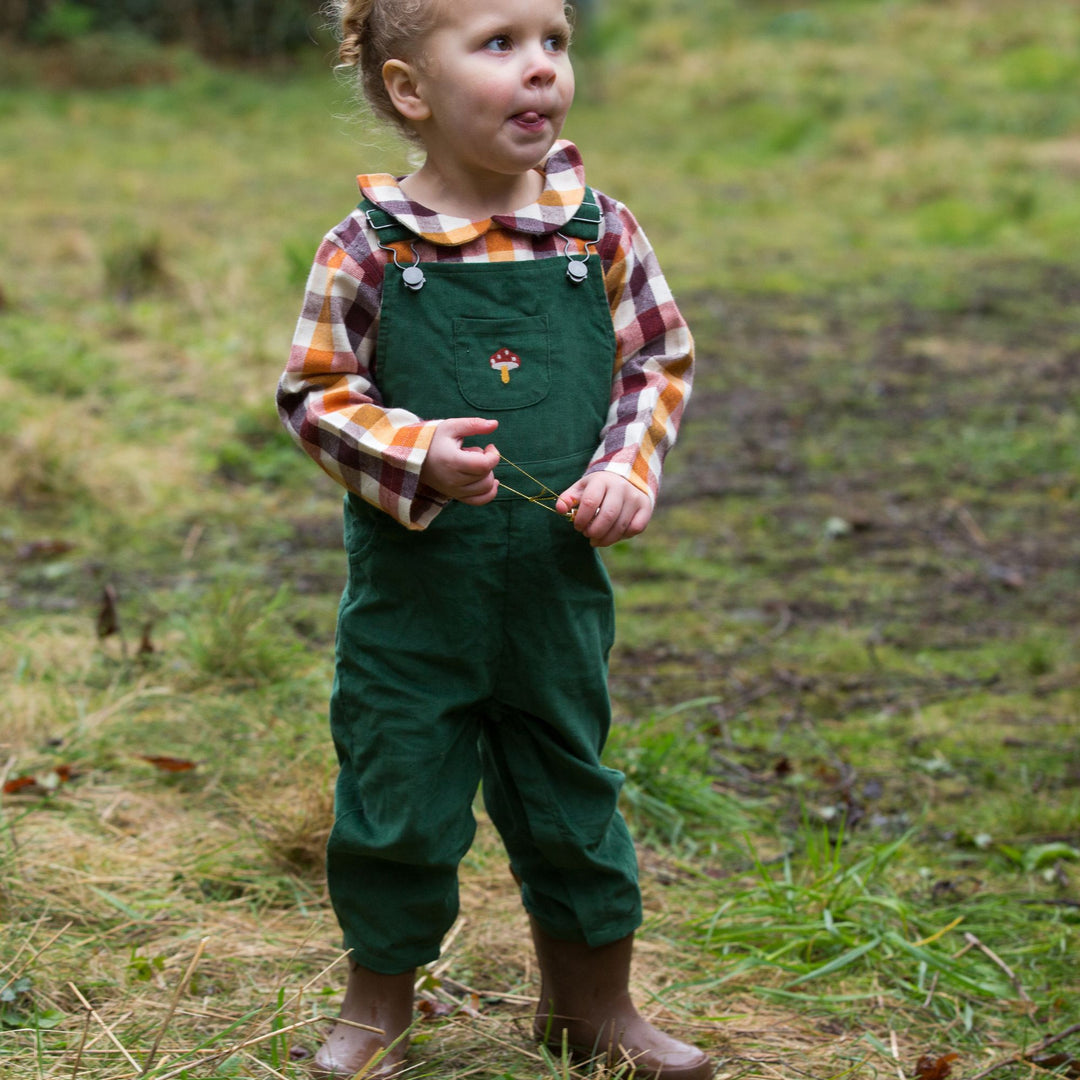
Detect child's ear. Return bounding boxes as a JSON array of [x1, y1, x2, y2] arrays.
[[383, 59, 431, 122]]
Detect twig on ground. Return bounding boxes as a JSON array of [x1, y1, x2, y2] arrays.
[[889, 1028, 907, 1080], [67, 983, 141, 1072], [327, 1017, 384, 1033], [439, 975, 536, 1007], [941, 499, 989, 550], [241, 1048, 290, 1080], [468, 1019, 549, 1065], [962, 932, 1032, 1005], [421, 916, 467, 985], [69, 994, 93, 1080], [140, 937, 209, 1075], [298, 948, 351, 995], [75, 1009, 135, 1061], [150, 1015, 336, 1080], [0, 921, 73, 998], [967, 1022, 1080, 1080], [921, 972, 939, 1009], [0, 912, 44, 981], [138, 1000, 237, 1022]]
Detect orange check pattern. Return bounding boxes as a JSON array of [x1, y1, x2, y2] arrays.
[[278, 141, 694, 529]]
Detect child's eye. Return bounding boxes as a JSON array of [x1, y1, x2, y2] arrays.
[[544, 32, 569, 53], [483, 35, 512, 53]]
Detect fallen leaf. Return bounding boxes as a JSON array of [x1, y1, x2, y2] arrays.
[[139, 756, 196, 773], [1027, 1053, 1080, 1078], [417, 1000, 455, 1019], [2, 766, 75, 795], [17, 539, 76, 561], [3, 776, 38, 795], [915, 1052, 959, 1080]]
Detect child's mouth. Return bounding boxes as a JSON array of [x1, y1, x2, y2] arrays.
[[512, 111, 547, 130]]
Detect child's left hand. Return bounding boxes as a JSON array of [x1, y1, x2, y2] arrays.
[[556, 474, 653, 547]]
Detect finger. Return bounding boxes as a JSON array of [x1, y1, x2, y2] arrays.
[[589, 511, 630, 547], [571, 486, 606, 533], [457, 485, 498, 506], [455, 476, 498, 503], [453, 468, 494, 494], [624, 503, 651, 538], [556, 480, 585, 516], [582, 492, 622, 537], [442, 416, 499, 443]]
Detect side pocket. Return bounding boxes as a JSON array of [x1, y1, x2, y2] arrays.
[[343, 493, 381, 568]]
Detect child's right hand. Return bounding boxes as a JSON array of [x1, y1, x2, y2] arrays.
[[420, 417, 500, 505]]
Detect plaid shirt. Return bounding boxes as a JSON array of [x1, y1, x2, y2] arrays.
[[277, 141, 693, 529]]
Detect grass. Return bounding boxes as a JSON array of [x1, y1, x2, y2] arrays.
[[2, 0, 1079, 1077]]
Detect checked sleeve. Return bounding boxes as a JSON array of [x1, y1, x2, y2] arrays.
[[276, 231, 446, 530], [588, 195, 694, 504]]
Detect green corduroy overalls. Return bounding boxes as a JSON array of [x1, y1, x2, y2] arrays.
[[327, 191, 643, 975]]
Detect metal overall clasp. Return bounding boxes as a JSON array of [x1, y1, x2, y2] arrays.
[[558, 232, 591, 285], [367, 208, 426, 291]]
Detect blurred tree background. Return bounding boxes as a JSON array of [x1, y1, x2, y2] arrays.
[[1, 0, 319, 56], [0, 0, 598, 56]]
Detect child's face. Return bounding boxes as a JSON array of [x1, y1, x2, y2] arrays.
[[410, 0, 575, 187]]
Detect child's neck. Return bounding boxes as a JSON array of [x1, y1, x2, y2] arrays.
[[400, 162, 545, 221]]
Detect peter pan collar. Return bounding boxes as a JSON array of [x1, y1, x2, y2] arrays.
[[356, 140, 589, 247]]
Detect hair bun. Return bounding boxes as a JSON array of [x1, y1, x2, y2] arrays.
[[338, 31, 362, 66], [337, 0, 374, 65]]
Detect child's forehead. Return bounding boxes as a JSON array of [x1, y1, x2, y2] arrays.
[[428, 0, 571, 32]]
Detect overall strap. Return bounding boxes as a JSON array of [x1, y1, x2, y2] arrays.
[[358, 199, 419, 245], [558, 187, 602, 243], [360, 199, 426, 290]]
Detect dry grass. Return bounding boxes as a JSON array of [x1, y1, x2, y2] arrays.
[[0, 672, 910, 1079], [0, 785, 907, 1080], [2, 727, 1028, 1080], [2, 774, 738, 1079]]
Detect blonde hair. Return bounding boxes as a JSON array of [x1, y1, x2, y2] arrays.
[[329, 0, 576, 144], [329, 0, 441, 143]]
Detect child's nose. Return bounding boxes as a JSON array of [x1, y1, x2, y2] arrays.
[[522, 45, 558, 86]]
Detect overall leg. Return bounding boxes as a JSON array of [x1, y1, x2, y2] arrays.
[[479, 704, 641, 945], [482, 709, 710, 1078], [318, 500, 498, 1075], [482, 510, 712, 1080], [484, 504, 639, 944], [318, 683, 483, 1077]]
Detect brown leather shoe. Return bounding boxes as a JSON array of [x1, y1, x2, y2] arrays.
[[531, 920, 714, 1080], [311, 961, 415, 1078]]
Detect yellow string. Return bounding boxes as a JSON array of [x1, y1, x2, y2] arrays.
[[498, 456, 577, 520]]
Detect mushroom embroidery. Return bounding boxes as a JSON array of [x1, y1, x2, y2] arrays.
[[489, 348, 521, 384]]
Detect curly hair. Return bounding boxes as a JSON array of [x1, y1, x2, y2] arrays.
[[328, 0, 442, 143], [328, 0, 576, 144]]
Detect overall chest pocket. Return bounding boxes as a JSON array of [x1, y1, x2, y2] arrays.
[[453, 314, 550, 411]]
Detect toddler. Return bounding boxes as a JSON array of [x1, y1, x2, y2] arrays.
[[277, 0, 709, 1076]]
